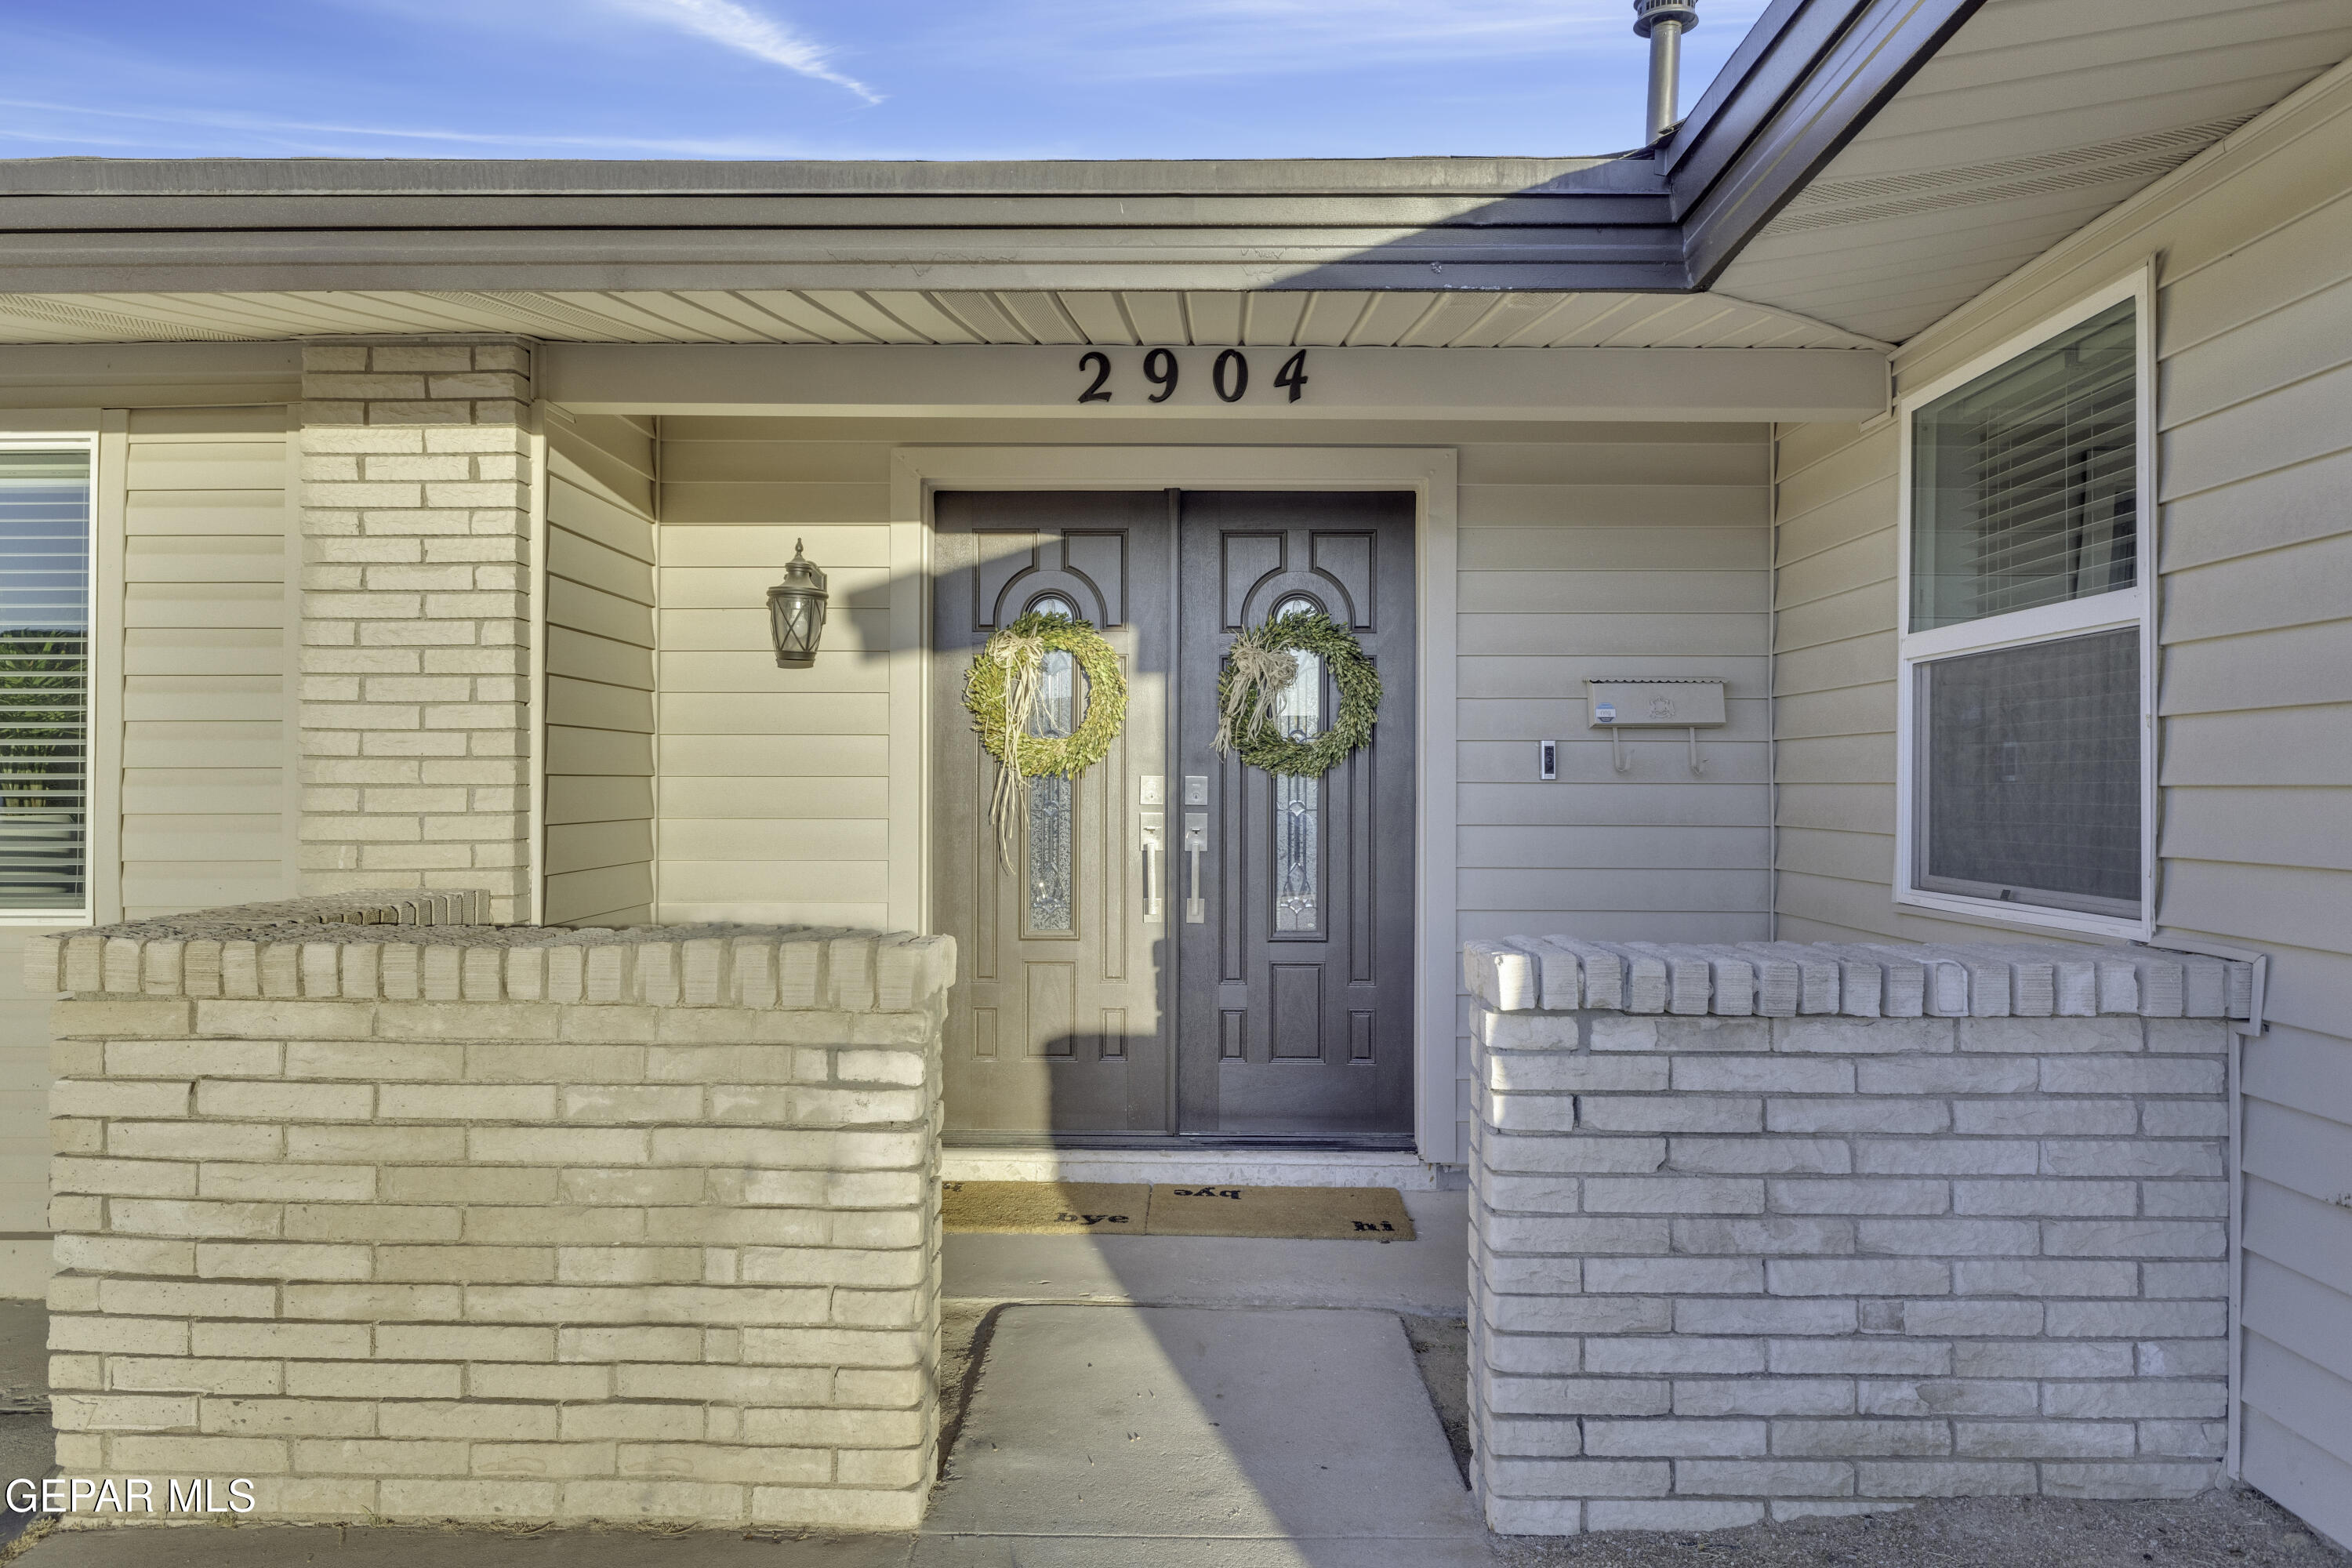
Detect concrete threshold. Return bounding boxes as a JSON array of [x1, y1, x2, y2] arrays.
[[942, 1187, 1468, 1318], [939, 1146, 1454, 1191]]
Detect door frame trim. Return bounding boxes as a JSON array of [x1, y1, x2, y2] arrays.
[[888, 446, 1461, 1165]]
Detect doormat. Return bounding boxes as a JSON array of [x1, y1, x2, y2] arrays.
[[1142, 1183, 1414, 1240], [941, 1181, 1414, 1240], [940, 1181, 1146, 1234]]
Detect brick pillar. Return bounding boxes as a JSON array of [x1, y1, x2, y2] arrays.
[[298, 339, 536, 922]]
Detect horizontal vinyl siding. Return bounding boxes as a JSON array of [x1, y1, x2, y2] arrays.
[[119, 407, 296, 918], [654, 427, 908, 931], [543, 415, 656, 926], [652, 415, 1773, 1163], [0, 924, 61, 1294], [3, 401, 296, 1294], [1772, 67, 2352, 1545]]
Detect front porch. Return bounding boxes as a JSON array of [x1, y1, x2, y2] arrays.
[[29, 898, 2252, 1544]]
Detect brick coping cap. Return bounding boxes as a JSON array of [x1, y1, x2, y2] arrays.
[[29, 895, 953, 1011], [1465, 937, 2251, 1021]]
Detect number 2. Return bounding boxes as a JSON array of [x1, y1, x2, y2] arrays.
[[1076, 350, 1112, 404]]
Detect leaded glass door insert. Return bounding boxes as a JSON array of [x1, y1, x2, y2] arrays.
[[1270, 597, 1324, 935], [1022, 594, 1080, 937]]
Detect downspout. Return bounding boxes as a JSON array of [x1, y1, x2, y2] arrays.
[[1634, 0, 1700, 145]]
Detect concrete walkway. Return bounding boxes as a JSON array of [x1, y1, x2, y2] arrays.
[[916, 1304, 1486, 1566]]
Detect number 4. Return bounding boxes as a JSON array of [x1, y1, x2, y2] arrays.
[[1275, 350, 1309, 403]]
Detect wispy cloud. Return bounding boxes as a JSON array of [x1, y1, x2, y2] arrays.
[[606, 0, 878, 103], [0, 96, 830, 158]]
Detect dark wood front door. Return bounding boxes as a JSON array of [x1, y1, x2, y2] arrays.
[[934, 489, 1415, 1145]]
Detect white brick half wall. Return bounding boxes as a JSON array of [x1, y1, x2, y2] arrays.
[[35, 902, 953, 1530], [1462, 938, 2245, 1536]]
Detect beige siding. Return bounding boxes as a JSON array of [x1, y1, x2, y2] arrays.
[[543, 414, 658, 926], [652, 415, 1773, 1156], [4, 401, 296, 1294], [0, 923, 55, 1292], [1772, 63, 2352, 1545], [120, 407, 296, 917]]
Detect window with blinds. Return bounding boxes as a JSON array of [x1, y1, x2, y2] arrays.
[[1896, 285, 2149, 933], [0, 448, 92, 913], [1910, 297, 2136, 632]]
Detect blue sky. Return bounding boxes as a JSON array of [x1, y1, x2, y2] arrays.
[[2, 0, 1766, 162]]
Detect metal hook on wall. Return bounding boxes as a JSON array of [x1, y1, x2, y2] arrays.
[[1612, 728, 1631, 773], [1688, 726, 1705, 775]]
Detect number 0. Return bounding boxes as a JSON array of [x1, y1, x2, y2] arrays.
[[1213, 349, 1249, 403]]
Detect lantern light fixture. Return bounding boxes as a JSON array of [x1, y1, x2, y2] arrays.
[[766, 539, 829, 668]]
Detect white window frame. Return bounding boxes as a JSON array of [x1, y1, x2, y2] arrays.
[[1894, 267, 2158, 942], [0, 428, 102, 926]]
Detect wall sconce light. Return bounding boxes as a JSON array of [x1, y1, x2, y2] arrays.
[[766, 540, 829, 668]]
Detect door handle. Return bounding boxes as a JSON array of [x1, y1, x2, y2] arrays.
[[1182, 811, 1208, 924], [1140, 811, 1164, 923]]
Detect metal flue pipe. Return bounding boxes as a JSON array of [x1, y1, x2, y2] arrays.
[[1633, 0, 1700, 144]]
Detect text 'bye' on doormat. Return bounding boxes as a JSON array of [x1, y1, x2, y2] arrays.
[[941, 1181, 1414, 1240]]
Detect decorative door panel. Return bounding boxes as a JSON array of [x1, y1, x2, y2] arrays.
[[1174, 492, 1417, 1142], [933, 492, 1172, 1136]]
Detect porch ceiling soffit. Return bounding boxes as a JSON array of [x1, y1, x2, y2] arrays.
[[0, 0, 1988, 325], [0, 285, 1886, 354], [1710, 0, 2352, 342]]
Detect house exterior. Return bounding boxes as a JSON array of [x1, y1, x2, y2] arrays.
[[2, 0, 2348, 1544]]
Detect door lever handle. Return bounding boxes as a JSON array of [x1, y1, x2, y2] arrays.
[[1139, 811, 1164, 923], [1181, 811, 1208, 924]]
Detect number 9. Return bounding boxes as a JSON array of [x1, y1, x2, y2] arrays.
[[1145, 348, 1178, 404]]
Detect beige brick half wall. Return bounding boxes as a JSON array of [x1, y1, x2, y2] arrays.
[[299, 339, 538, 923], [36, 904, 953, 1530], [1461, 938, 2247, 1536]]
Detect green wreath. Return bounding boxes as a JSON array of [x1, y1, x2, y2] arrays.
[[1214, 609, 1381, 778], [966, 609, 1127, 869], [964, 609, 1127, 778]]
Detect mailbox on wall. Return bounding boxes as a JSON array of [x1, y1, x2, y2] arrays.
[[1585, 677, 1727, 774]]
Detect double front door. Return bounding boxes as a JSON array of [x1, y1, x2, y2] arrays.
[[932, 490, 1415, 1144]]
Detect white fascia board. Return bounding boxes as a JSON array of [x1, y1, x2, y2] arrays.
[[539, 343, 1890, 423]]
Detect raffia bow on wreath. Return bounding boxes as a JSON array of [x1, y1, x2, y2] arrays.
[[964, 610, 1130, 872], [1211, 609, 1381, 778], [1213, 630, 1299, 757], [983, 631, 1047, 870]]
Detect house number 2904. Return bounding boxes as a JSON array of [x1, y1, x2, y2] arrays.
[[1076, 348, 1309, 405]]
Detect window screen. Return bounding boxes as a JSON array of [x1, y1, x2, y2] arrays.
[[1918, 628, 2140, 916], [0, 450, 91, 912], [1911, 298, 2136, 631]]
